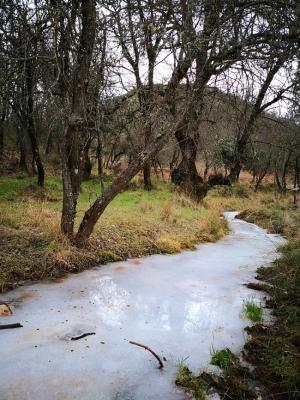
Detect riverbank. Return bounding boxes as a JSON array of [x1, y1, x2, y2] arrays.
[[1, 175, 299, 398], [0, 211, 283, 400], [176, 195, 300, 399], [1, 175, 231, 293]]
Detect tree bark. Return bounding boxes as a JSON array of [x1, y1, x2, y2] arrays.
[[25, 59, 44, 186], [0, 108, 5, 161], [60, 0, 96, 237], [275, 150, 292, 193], [16, 128, 28, 172], [97, 131, 103, 177], [143, 161, 152, 191]]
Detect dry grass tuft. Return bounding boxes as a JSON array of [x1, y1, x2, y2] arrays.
[[160, 200, 173, 221], [155, 235, 182, 253]]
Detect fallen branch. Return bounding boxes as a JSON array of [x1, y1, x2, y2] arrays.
[[71, 332, 95, 341], [0, 323, 23, 330], [129, 340, 164, 369]]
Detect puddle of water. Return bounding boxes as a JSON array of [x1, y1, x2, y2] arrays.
[[0, 212, 284, 400]]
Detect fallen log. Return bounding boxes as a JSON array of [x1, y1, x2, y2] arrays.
[[129, 340, 164, 369], [0, 323, 23, 330]]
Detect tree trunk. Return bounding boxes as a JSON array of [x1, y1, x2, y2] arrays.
[[75, 93, 200, 245], [171, 115, 207, 201], [25, 60, 44, 186], [82, 138, 92, 181], [275, 151, 292, 193], [142, 122, 153, 190], [73, 21, 196, 245], [45, 131, 53, 155], [228, 160, 242, 183], [75, 146, 156, 246], [16, 127, 28, 172], [143, 161, 152, 190], [60, 0, 96, 238], [293, 157, 299, 205], [61, 129, 78, 237], [0, 111, 5, 161], [28, 127, 45, 186], [229, 62, 284, 182], [0, 124, 4, 161], [97, 131, 103, 177]]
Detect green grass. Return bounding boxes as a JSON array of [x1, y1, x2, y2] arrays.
[[175, 362, 207, 400], [238, 197, 300, 399], [0, 175, 228, 292], [211, 348, 237, 370], [1, 174, 299, 398], [243, 301, 263, 323]]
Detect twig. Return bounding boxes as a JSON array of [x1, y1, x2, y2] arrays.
[[71, 332, 95, 341], [0, 323, 23, 330], [129, 340, 164, 369]]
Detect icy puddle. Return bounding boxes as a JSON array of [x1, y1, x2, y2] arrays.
[[0, 212, 284, 400]]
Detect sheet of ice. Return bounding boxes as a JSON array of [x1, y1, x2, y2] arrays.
[[0, 212, 284, 400]]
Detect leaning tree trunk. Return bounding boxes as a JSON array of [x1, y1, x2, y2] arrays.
[[229, 61, 284, 183], [74, 90, 203, 245], [73, 23, 197, 245], [75, 135, 164, 246]]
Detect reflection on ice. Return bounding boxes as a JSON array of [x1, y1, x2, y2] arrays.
[[92, 276, 130, 326], [0, 212, 284, 400]]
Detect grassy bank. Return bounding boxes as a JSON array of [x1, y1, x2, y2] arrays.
[[176, 188, 300, 400], [1, 175, 299, 398], [0, 175, 230, 292]]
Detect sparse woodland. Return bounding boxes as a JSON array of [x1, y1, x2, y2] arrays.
[[0, 1, 300, 399]]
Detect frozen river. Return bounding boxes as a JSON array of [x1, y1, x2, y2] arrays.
[[0, 212, 284, 400]]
